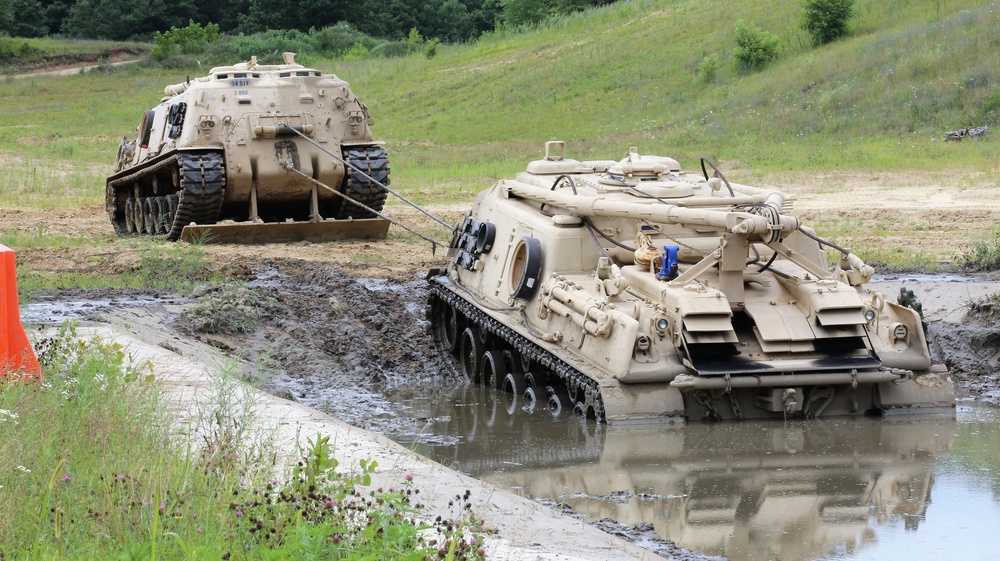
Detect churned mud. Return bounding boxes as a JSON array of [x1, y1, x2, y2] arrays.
[[23, 258, 1000, 561], [9, 173, 999, 561]]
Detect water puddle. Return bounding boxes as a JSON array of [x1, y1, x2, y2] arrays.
[[21, 295, 181, 326], [391, 387, 1000, 561]]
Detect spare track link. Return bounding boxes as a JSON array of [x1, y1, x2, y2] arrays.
[[337, 146, 389, 220], [428, 278, 606, 421]]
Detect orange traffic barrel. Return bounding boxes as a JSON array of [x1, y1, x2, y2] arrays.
[[0, 244, 40, 379]]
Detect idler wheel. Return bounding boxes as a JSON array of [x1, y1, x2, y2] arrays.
[[431, 296, 463, 353], [480, 349, 507, 389], [458, 327, 481, 383]]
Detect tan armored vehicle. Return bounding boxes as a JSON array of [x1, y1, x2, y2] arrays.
[[107, 52, 390, 242], [427, 141, 954, 423]]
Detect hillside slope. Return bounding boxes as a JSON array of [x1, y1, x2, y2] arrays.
[[325, 0, 998, 181]]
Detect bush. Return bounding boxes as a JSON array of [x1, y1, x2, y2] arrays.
[[802, 0, 855, 46], [733, 20, 781, 71], [312, 22, 381, 56], [372, 41, 423, 58], [957, 229, 1000, 272], [151, 20, 221, 61], [697, 53, 720, 84]]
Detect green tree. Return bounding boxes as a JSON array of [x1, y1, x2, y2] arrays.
[[733, 19, 780, 71], [501, 0, 548, 27], [240, 0, 349, 34], [61, 0, 197, 40], [0, 0, 14, 35], [151, 20, 221, 60], [802, 0, 854, 46], [40, 0, 72, 35], [3, 0, 47, 37]]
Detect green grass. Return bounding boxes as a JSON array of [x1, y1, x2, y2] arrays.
[[2, 0, 997, 207], [966, 292, 1000, 323], [957, 228, 1000, 271], [0, 37, 148, 74], [0, 0, 996, 273], [0, 228, 100, 249], [14, 239, 234, 303], [0, 322, 485, 559]]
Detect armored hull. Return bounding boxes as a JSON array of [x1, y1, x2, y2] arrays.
[[427, 142, 954, 423], [107, 52, 390, 242]]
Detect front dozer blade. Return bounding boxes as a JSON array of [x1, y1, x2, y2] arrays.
[[179, 218, 391, 244]]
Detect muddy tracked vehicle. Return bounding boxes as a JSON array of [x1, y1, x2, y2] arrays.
[[107, 52, 390, 243], [427, 141, 954, 423]]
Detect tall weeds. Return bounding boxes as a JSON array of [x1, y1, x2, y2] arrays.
[[0, 322, 484, 559]]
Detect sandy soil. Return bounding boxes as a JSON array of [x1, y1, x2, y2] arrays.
[[7, 172, 1000, 560]]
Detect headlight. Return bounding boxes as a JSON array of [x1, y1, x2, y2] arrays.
[[655, 317, 669, 332], [864, 309, 876, 322]]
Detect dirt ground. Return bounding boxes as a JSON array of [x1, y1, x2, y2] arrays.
[[6, 173, 1000, 560]]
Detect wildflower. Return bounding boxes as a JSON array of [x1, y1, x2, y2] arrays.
[[196, 526, 202, 534], [404, 471, 414, 482], [159, 505, 166, 512], [117, 474, 126, 481], [63, 475, 72, 483], [0, 409, 19, 425], [477, 546, 486, 555], [469, 537, 477, 546], [325, 500, 335, 508], [235, 510, 243, 517]]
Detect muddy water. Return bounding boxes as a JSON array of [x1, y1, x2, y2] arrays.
[[391, 386, 1000, 561], [22, 265, 1000, 561]]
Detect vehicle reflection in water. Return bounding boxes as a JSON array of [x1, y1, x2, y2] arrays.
[[394, 385, 957, 561]]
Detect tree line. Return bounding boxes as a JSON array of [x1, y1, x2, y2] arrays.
[[0, 0, 613, 44]]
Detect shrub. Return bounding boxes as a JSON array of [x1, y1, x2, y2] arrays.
[[312, 22, 380, 56], [425, 38, 441, 59], [697, 53, 720, 84], [733, 20, 781, 71], [957, 228, 1000, 272], [372, 41, 423, 58], [151, 20, 221, 61], [802, 0, 855, 46]]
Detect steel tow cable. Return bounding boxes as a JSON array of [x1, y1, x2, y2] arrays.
[[286, 127, 454, 229]]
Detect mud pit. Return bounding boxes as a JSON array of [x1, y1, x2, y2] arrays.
[[24, 258, 1000, 561], [8, 171, 1000, 559]]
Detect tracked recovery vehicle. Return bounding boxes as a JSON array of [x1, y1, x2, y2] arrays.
[[427, 142, 954, 423], [107, 52, 390, 243]]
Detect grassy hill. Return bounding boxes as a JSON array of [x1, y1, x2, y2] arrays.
[[330, 0, 999, 186], [0, 0, 997, 209]]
